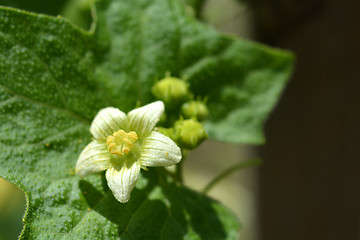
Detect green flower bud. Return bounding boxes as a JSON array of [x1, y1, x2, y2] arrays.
[[152, 76, 189, 108], [181, 100, 209, 121], [156, 127, 176, 141], [175, 119, 207, 150]]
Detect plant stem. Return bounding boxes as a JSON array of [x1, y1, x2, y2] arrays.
[[202, 158, 262, 194], [193, 0, 207, 19], [175, 160, 184, 183], [175, 149, 189, 183]]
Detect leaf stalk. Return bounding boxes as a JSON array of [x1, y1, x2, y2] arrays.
[[202, 158, 262, 194]]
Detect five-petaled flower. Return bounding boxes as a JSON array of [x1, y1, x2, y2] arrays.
[[75, 101, 182, 203]]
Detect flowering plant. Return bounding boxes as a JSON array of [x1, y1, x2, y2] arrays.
[[0, 0, 293, 238]]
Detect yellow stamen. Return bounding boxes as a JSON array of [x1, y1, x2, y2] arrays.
[[106, 130, 138, 156]]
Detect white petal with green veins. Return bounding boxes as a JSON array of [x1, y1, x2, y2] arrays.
[[90, 107, 128, 141], [76, 141, 112, 178], [127, 101, 164, 137], [139, 131, 181, 167], [105, 162, 141, 203]]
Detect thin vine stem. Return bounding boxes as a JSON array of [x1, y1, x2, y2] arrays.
[[202, 158, 262, 194]]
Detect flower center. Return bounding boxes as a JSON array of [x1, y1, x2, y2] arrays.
[[106, 130, 138, 156]]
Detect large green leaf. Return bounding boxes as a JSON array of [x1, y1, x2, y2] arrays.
[[0, 5, 240, 239], [94, 0, 293, 144]]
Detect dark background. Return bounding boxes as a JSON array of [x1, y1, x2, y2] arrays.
[[248, 0, 360, 239]]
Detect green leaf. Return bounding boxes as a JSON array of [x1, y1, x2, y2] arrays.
[[0, 5, 239, 239], [0, 0, 67, 16], [94, 0, 294, 144]]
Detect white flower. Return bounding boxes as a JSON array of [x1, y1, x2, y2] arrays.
[[75, 101, 182, 203]]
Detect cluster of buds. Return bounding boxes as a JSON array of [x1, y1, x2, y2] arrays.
[[152, 73, 209, 150]]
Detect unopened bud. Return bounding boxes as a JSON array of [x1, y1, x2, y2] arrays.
[[181, 100, 209, 121], [175, 119, 207, 150], [152, 76, 189, 108], [156, 127, 176, 141]]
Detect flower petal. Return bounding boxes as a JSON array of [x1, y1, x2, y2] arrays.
[[127, 101, 164, 137], [105, 162, 141, 203], [90, 107, 128, 141], [75, 141, 112, 178], [139, 131, 182, 167]]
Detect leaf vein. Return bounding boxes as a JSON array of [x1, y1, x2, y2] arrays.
[[61, 190, 112, 239], [2, 32, 70, 108], [118, 196, 149, 237], [0, 83, 90, 125]]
